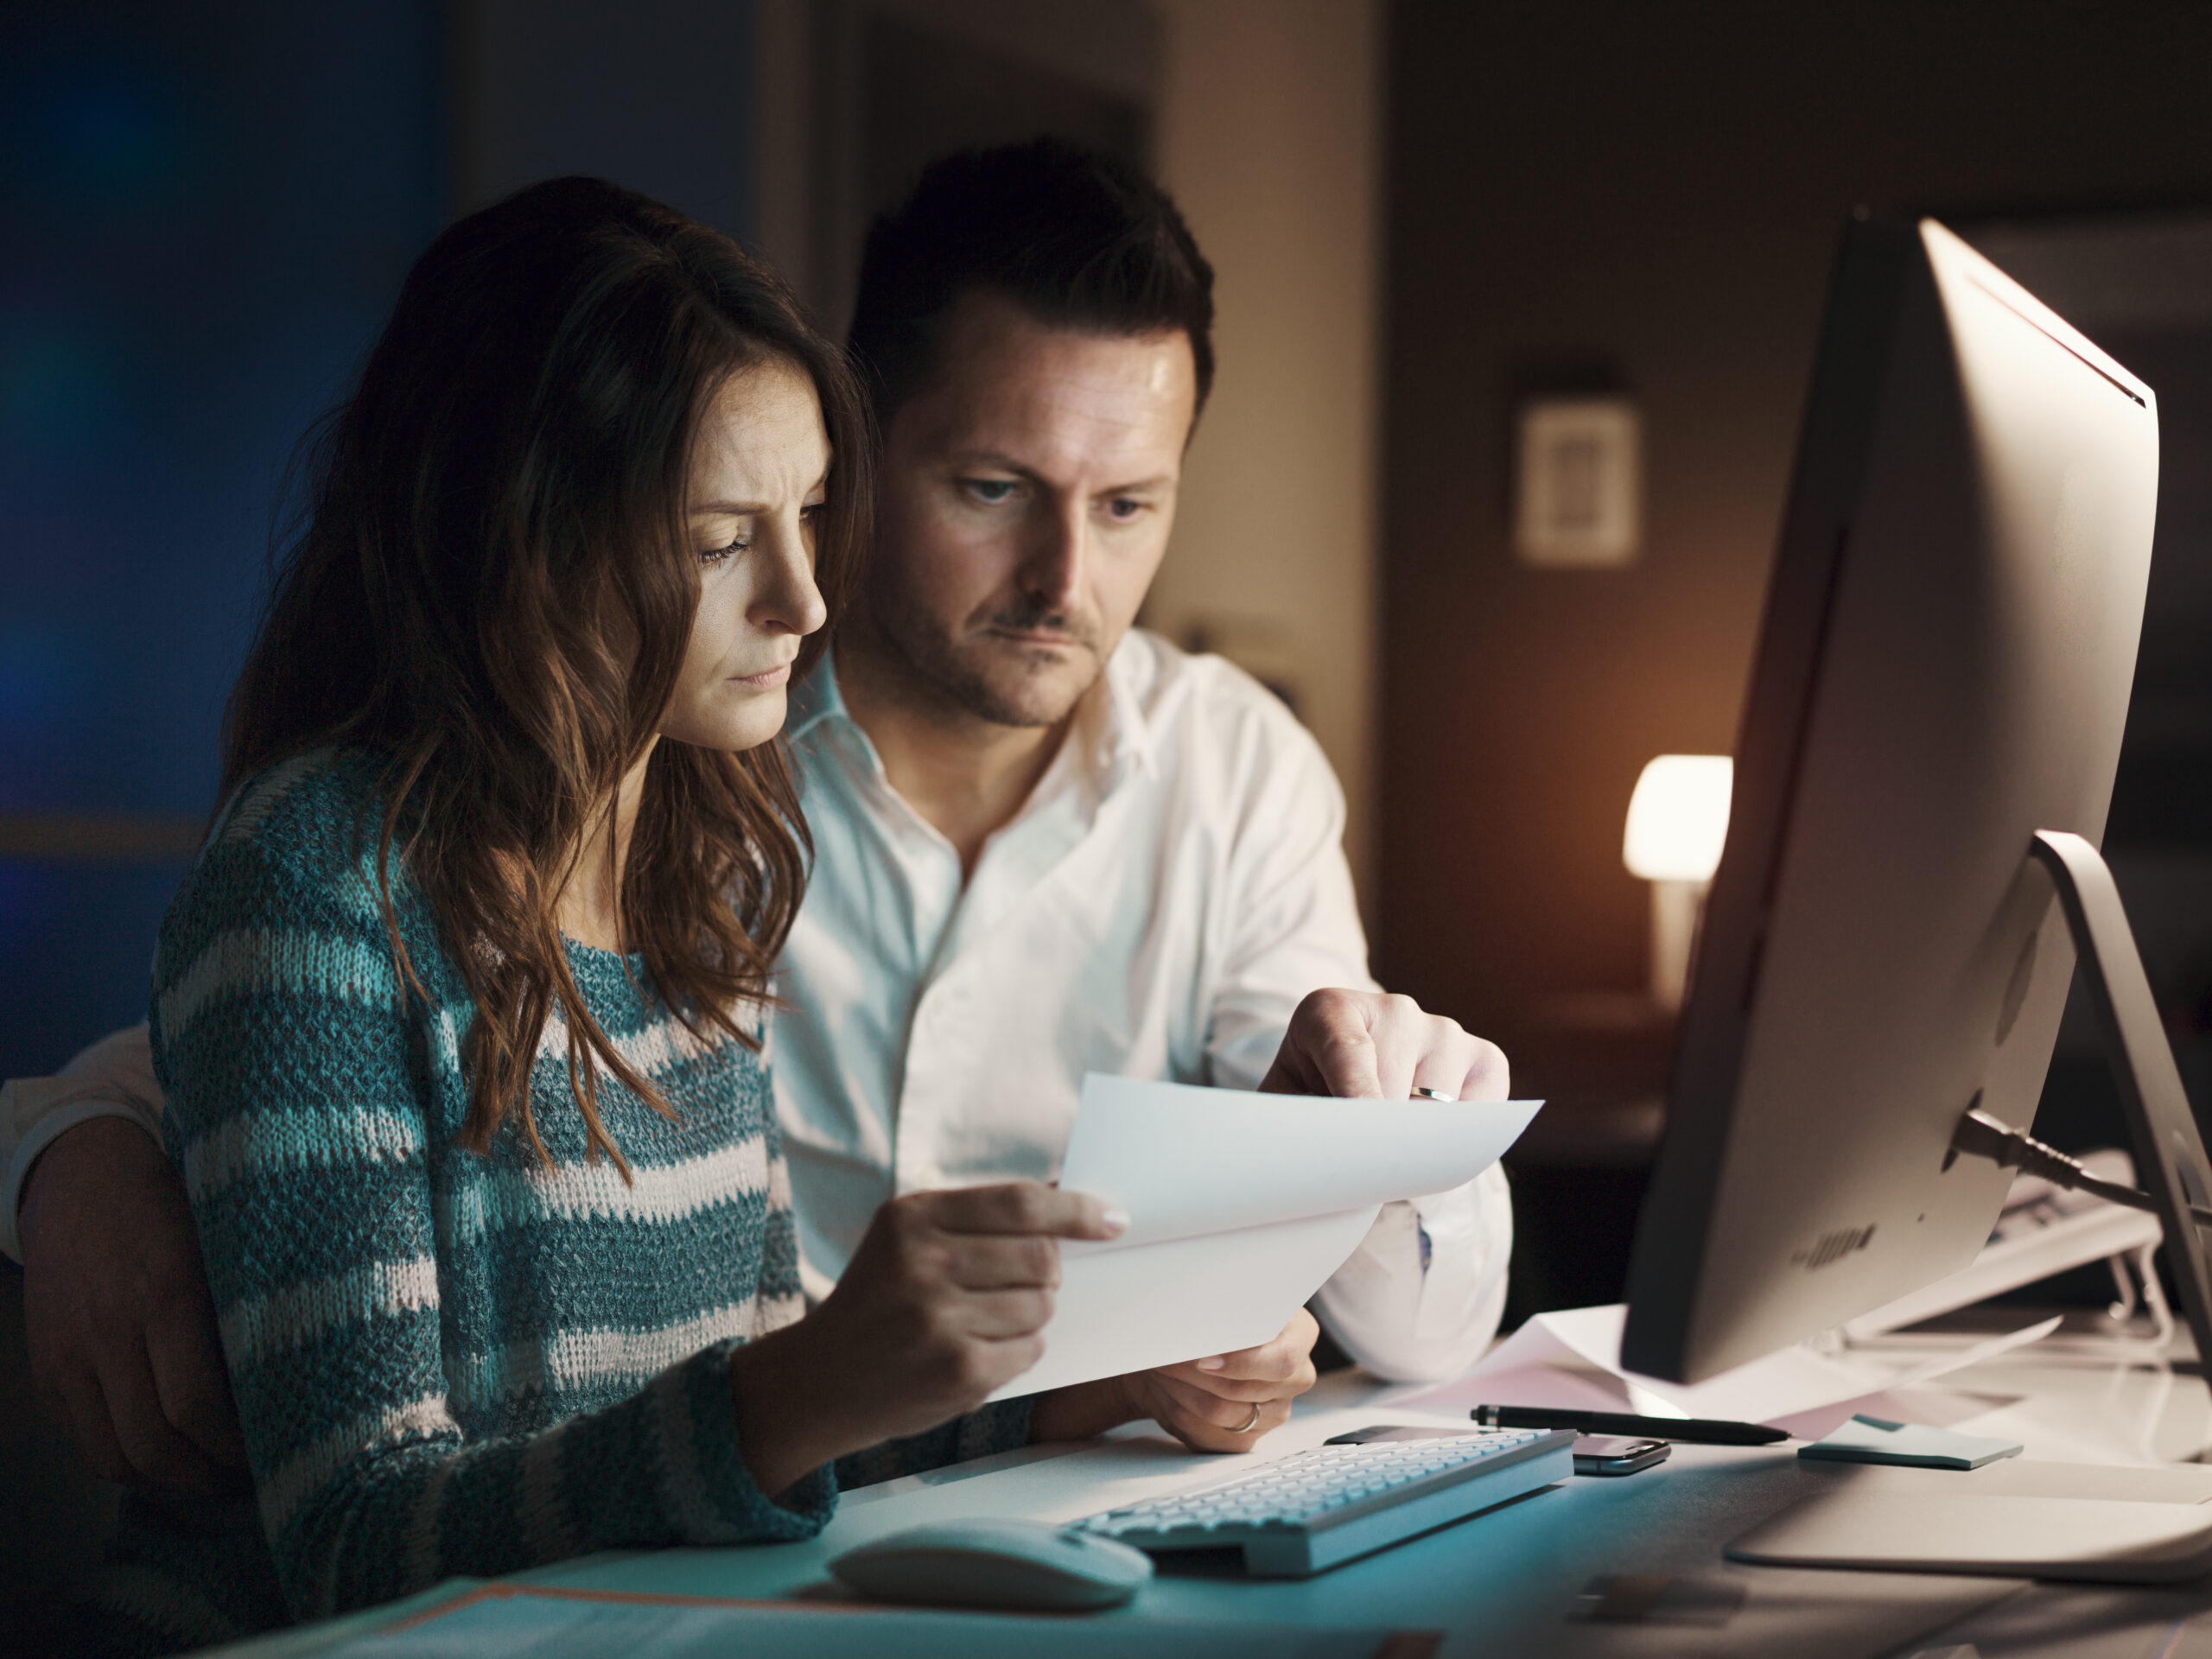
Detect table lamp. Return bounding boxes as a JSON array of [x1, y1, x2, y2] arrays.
[[1622, 755, 1733, 1011]]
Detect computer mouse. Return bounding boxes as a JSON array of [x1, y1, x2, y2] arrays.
[[829, 1517, 1154, 1611]]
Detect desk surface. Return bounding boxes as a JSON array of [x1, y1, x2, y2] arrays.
[[215, 1329, 2212, 1659]]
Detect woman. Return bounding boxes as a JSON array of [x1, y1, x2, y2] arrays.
[[96, 178, 1206, 1656]]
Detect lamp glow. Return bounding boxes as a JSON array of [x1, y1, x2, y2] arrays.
[[1623, 755, 1734, 882], [1623, 755, 1733, 1010]]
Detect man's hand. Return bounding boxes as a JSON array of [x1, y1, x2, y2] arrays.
[[19, 1116, 247, 1492], [1028, 1308, 1321, 1452], [728, 1180, 1123, 1497], [1259, 988, 1509, 1103]]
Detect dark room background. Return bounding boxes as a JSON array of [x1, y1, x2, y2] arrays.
[[4, 0, 2209, 1256], [2, 2, 448, 1077], [4, 2, 2211, 1631]]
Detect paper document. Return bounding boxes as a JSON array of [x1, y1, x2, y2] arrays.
[[339, 1585, 1406, 1658], [988, 1074, 1540, 1401], [1389, 1302, 2059, 1437]]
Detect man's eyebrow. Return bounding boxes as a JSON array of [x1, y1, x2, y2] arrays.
[[944, 451, 1173, 494], [944, 449, 1044, 480]]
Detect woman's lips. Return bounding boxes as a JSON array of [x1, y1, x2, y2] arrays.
[[733, 663, 792, 689]]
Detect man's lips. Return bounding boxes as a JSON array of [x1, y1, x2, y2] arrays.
[[984, 626, 1087, 650]]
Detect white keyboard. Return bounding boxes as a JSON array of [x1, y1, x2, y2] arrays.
[[1073, 1428, 1576, 1576]]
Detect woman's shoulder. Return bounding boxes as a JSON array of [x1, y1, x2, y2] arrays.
[[207, 747, 390, 868], [163, 748, 419, 964], [151, 750, 437, 1109]]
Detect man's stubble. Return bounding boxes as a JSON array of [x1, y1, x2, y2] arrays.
[[862, 577, 1110, 733]]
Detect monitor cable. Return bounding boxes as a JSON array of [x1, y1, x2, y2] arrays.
[[1949, 1106, 2212, 1230]]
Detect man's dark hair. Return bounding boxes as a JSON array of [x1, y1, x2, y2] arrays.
[[848, 137, 1215, 425]]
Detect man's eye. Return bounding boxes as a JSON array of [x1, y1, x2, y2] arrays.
[[1105, 497, 1147, 521], [963, 479, 1020, 505]]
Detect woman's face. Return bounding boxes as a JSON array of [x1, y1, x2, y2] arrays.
[[660, 359, 833, 753]]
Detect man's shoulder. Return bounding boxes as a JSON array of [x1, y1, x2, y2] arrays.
[[1114, 628, 1335, 775]]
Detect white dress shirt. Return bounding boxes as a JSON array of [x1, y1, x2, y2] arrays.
[[772, 630, 1511, 1382]]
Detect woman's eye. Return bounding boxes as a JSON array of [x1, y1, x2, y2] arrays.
[[699, 535, 749, 566], [963, 479, 1020, 505]]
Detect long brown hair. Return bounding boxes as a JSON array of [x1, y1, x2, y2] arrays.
[[222, 177, 869, 1171]]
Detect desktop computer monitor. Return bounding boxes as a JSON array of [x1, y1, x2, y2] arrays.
[[1619, 216, 2164, 1383]]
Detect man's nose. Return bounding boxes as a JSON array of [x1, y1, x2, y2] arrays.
[[1018, 501, 1088, 613]]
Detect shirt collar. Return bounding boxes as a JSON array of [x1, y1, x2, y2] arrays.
[[785, 645, 848, 743], [1092, 633, 1160, 784]]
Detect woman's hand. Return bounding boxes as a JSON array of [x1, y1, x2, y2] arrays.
[[1029, 1308, 1321, 1452], [727, 1180, 1122, 1497]]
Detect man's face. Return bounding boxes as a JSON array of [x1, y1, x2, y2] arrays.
[[866, 293, 1198, 728]]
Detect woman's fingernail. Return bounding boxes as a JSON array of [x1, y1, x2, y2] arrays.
[[1198, 1355, 1226, 1371], [1102, 1206, 1130, 1236]]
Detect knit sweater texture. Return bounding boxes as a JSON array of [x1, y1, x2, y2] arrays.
[[92, 749, 1031, 1655]]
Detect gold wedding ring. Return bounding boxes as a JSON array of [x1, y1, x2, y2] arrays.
[[1231, 1402, 1263, 1433], [1411, 1085, 1456, 1102]]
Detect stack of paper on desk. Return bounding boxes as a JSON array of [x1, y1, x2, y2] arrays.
[[987, 1075, 1541, 1402], [338, 1584, 1415, 1657]]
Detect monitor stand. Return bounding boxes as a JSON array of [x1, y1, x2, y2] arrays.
[[2023, 829, 2212, 1391], [1726, 831, 2212, 1584]]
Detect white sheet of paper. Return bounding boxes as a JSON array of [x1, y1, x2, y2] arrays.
[[340, 1590, 1395, 1659], [985, 1075, 1541, 1401], [1386, 1302, 2059, 1434]]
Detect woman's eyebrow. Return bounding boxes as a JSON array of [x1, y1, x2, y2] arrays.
[[694, 459, 832, 514]]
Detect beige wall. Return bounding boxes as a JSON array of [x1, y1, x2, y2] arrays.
[[1149, 0, 1383, 909]]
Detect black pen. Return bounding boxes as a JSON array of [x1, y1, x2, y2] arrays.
[[1471, 1405, 1789, 1446]]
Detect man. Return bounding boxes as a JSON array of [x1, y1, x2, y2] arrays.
[[4, 139, 1514, 1492]]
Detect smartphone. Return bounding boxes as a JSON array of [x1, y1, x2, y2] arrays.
[[1571, 1435, 1671, 1477], [1321, 1424, 1670, 1479]]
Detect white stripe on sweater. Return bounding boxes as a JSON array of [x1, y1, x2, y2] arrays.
[[448, 1302, 753, 1406], [181, 1106, 423, 1204], [218, 752, 325, 846], [444, 1132, 769, 1245], [534, 997, 740, 1075], [160, 927, 402, 1043], [260, 1393, 459, 1539], [753, 1290, 806, 1338], [219, 1256, 440, 1370]]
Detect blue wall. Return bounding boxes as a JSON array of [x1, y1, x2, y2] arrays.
[[0, 3, 447, 1075]]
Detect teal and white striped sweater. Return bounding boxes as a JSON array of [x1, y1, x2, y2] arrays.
[[94, 749, 1030, 1654]]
